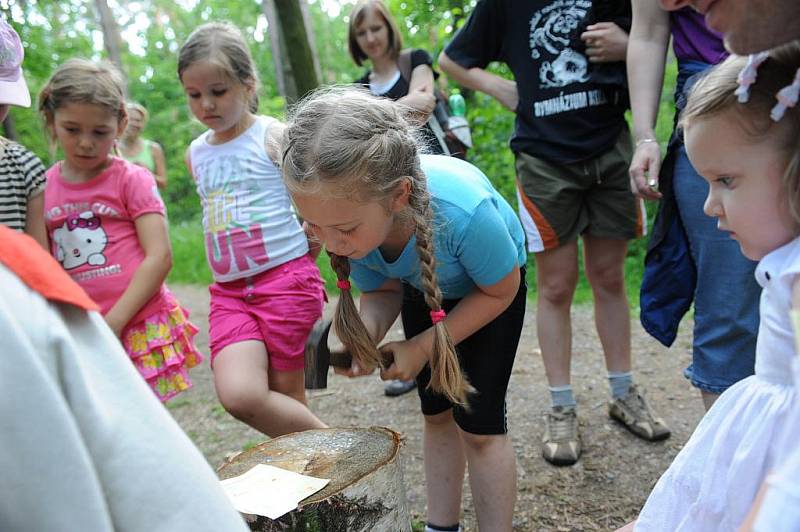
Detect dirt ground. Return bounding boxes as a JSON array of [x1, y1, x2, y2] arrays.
[[167, 284, 704, 531]]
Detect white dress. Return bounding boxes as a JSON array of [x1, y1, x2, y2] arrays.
[[635, 237, 800, 532], [753, 355, 800, 531]]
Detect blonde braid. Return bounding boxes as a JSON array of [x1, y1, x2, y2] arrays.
[[329, 252, 384, 370], [409, 182, 472, 406]]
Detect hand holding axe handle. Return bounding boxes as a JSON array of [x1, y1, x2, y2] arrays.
[[304, 319, 394, 389]]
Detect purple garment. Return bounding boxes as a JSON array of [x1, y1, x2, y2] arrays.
[[670, 8, 728, 65]]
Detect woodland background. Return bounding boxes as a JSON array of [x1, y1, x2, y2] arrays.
[[2, 0, 677, 301]]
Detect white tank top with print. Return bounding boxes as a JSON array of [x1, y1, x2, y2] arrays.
[[190, 116, 308, 282]]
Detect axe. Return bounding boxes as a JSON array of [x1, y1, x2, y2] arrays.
[[304, 319, 394, 389]]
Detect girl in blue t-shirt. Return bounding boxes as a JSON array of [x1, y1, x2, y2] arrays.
[[282, 87, 527, 532]]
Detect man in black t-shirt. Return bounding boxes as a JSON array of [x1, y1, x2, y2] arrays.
[[440, 0, 670, 468]]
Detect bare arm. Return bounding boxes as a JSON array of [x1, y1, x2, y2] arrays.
[[151, 142, 168, 190], [25, 191, 49, 250], [380, 266, 520, 381], [627, 0, 671, 200], [104, 213, 172, 337], [439, 50, 519, 112], [184, 147, 193, 179], [396, 64, 436, 120]]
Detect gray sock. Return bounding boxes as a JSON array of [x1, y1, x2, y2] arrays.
[[608, 371, 633, 399], [549, 384, 576, 409]]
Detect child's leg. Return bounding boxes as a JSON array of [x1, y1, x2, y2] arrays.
[[213, 340, 325, 437], [423, 410, 466, 527], [268, 367, 310, 406], [459, 430, 516, 531]]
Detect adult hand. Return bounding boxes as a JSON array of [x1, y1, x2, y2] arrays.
[[378, 337, 428, 382], [492, 78, 519, 112], [581, 22, 629, 63], [410, 87, 436, 115], [629, 140, 663, 200]]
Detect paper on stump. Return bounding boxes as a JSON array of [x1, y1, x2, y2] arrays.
[[220, 463, 330, 519]]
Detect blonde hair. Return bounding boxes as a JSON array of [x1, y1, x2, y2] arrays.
[[682, 42, 800, 223], [348, 0, 403, 67], [177, 22, 260, 113], [282, 87, 471, 406], [126, 102, 149, 122], [37, 58, 127, 137]]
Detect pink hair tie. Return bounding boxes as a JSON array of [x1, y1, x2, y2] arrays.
[[336, 279, 351, 290], [771, 67, 800, 122], [735, 52, 770, 103], [430, 309, 446, 324]]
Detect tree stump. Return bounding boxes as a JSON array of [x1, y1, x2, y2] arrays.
[[217, 427, 411, 532]]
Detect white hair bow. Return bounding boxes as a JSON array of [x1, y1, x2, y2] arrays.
[[770, 67, 800, 122], [734, 52, 770, 103]]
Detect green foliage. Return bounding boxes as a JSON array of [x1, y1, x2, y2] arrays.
[[7, 0, 678, 308]]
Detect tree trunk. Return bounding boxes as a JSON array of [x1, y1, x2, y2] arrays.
[[217, 427, 411, 532], [262, 0, 321, 103], [94, 0, 126, 86], [270, 0, 319, 104]]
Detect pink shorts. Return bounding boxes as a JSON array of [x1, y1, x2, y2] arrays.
[[208, 254, 325, 371]]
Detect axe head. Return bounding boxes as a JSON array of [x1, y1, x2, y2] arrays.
[[304, 319, 353, 389]]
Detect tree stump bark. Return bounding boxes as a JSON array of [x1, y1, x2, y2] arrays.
[[217, 427, 411, 532]]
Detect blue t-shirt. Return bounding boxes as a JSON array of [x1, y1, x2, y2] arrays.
[[350, 155, 526, 299]]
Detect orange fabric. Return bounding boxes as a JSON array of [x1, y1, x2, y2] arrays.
[[0, 225, 99, 311], [516, 179, 559, 250]]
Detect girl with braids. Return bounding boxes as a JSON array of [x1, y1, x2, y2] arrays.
[[619, 42, 800, 532], [179, 22, 326, 437], [283, 87, 527, 532]]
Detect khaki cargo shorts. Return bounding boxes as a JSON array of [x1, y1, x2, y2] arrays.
[[515, 129, 646, 252]]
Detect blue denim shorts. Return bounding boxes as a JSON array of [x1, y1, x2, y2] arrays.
[[672, 145, 759, 393]]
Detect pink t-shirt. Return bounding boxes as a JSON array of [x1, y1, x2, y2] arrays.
[[44, 157, 168, 325]]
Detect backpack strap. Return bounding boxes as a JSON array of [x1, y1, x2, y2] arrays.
[[397, 49, 413, 84]]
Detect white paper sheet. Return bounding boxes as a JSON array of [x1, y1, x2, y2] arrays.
[[220, 463, 330, 519]]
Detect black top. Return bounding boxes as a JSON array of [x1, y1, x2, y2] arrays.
[[355, 49, 444, 155], [445, 0, 631, 164]]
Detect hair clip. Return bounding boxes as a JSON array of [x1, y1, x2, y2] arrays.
[[735, 52, 770, 103], [430, 309, 446, 324], [336, 279, 351, 291], [770, 66, 800, 122]]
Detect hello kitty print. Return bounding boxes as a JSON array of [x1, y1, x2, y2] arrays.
[[43, 158, 166, 315], [53, 211, 108, 269]]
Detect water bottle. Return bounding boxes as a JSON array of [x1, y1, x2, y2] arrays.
[[446, 92, 472, 149], [448, 92, 466, 117]]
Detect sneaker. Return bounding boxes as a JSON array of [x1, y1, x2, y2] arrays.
[[542, 406, 581, 466], [384, 379, 417, 397], [608, 384, 671, 441]]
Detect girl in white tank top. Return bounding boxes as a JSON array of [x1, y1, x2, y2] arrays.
[[179, 22, 326, 438]]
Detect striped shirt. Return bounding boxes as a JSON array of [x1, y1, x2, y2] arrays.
[[0, 140, 46, 231]]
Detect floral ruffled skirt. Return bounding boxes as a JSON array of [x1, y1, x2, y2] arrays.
[[121, 297, 203, 402]]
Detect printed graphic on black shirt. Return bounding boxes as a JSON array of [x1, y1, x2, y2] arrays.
[[529, 0, 608, 117]]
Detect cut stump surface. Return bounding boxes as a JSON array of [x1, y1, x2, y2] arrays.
[[217, 426, 410, 532]]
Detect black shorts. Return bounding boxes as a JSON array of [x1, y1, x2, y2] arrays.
[[401, 268, 527, 435]]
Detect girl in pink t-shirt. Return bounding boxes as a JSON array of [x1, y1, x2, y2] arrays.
[[178, 22, 326, 437], [39, 58, 202, 402]]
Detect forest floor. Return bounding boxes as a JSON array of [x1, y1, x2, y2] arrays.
[[167, 284, 704, 532]]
